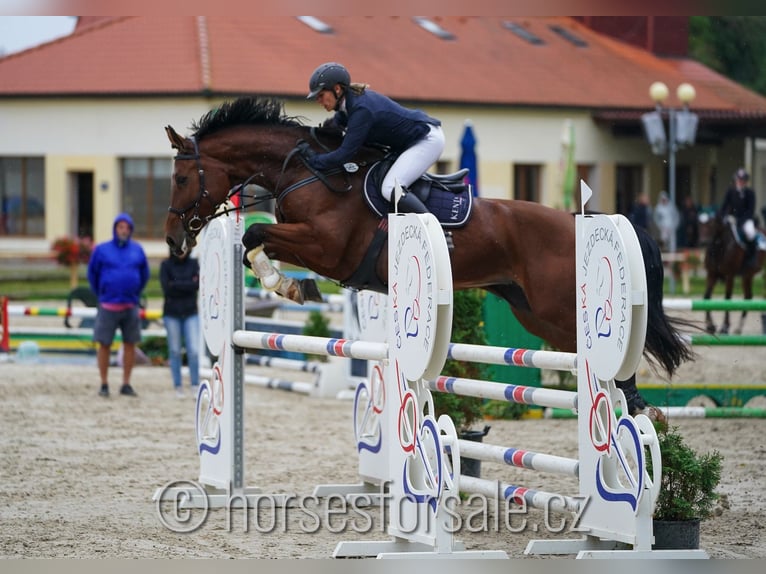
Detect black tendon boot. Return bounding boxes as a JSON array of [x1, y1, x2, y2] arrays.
[[745, 240, 757, 268], [396, 192, 429, 214]]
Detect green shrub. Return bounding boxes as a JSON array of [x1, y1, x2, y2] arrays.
[[648, 425, 724, 521], [432, 289, 488, 431]]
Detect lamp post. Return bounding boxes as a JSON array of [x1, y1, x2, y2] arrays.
[[641, 81, 698, 293]]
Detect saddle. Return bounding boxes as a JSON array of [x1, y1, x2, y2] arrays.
[[362, 157, 473, 228]]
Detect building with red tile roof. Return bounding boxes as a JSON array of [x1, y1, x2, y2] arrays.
[[1, 16, 765, 257]]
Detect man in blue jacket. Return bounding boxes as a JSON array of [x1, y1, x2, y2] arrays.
[[88, 213, 150, 398], [305, 62, 445, 213]]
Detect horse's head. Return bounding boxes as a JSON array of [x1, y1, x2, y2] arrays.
[[164, 125, 232, 255]]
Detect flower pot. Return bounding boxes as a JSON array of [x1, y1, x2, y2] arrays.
[[459, 425, 490, 478], [652, 518, 701, 550]]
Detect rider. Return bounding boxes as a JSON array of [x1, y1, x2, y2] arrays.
[[718, 168, 757, 263], [305, 62, 445, 214]]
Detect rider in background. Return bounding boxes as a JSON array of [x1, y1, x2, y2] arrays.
[[305, 62, 445, 214], [718, 168, 757, 263]]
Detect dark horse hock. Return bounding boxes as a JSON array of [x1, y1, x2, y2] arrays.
[[703, 215, 766, 334], [164, 97, 693, 419]]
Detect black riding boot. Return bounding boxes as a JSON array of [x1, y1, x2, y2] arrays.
[[745, 240, 757, 267], [396, 192, 429, 214]]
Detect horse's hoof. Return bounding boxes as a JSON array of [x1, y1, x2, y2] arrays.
[[634, 405, 668, 430], [719, 326, 730, 335], [284, 282, 305, 305], [705, 324, 716, 335], [300, 278, 325, 303]]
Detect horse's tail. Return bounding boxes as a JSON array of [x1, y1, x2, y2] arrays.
[[634, 224, 696, 377]]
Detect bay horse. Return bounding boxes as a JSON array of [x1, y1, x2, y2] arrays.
[[164, 97, 694, 419], [703, 215, 765, 334]]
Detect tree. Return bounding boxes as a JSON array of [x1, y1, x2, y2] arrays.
[[690, 17, 766, 96]]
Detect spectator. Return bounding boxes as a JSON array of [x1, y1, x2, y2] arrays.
[[629, 192, 652, 230], [160, 249, 200, 398], [653, 191, 680, 251], [87, 213, 149, 398], [679, 195, 700, 248]]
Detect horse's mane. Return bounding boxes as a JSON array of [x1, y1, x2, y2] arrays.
[[191, 97, 307, 139]]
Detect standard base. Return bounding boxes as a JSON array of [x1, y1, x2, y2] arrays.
[[525, 536, 709, 559], [333, 538, 508, 559]]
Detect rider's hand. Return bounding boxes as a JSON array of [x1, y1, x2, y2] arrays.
[[297, 141, 316, 160]]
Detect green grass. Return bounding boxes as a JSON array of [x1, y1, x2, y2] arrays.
[[0, 262, 342, 301], [666, 273, 766, 299], [1, 262, 762, 302]]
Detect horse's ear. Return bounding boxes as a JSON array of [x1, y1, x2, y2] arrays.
[[165, 125, 185, 151]]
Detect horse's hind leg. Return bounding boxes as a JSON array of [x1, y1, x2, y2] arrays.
[[702, 277, 717, 334], [615, 376, 666, 424], [735, 274, 754, 335]]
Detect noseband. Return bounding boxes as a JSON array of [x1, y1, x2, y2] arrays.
[[168, 136, 217, 237]]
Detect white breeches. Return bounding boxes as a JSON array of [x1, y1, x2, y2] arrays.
[[381, 124, 445, 202]]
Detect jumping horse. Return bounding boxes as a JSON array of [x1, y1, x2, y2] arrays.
[[164, 97, 694, 418], [703, 215, 765, 334]]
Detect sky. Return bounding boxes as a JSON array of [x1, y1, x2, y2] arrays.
[[0, 15, 76, 56]]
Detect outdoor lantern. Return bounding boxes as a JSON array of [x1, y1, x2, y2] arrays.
[[674, 109, 699, 147], [641, 110, 667, 156]]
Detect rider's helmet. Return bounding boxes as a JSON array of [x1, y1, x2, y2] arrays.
[[307, 62, 350, 99], [735, 168, 750, 182]]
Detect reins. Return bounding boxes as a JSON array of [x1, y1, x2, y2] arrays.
[[170, 128, 359, 234]]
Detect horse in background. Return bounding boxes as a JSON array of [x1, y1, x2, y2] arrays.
[[163, 96, 694, 418], [703, 215, 766, 334]]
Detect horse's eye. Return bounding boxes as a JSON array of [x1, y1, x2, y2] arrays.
[[175, 175, 188, 186]]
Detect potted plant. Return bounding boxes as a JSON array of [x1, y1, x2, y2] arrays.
[[647, 424, 724, 550], [432, 289, 488, 477], [51, 235, 92, 288]]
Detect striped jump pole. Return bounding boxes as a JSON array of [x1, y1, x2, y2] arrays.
[[459, 475, 582, 514], [457, 441, 579, 477], [231, 330, 388, 362], [684, 334, 766, 346], [245, 354, 323, 374], [5, 304, 162, 321], [199, 366, 314, 395], [664, 298, 766, 311], [430, 377, 577, 410], [546, 406, 766, 419], [446, 342, 576, 371]]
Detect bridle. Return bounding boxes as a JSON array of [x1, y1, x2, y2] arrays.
[[168, 129, 357, 237], [168, 136, 218, 237]]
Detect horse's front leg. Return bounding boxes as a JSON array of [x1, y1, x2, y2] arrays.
[[241, 222, 325, 304], [720, 276, 736, 334]]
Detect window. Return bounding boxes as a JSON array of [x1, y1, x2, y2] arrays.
[[0, 157, 45, 237], [413, 17, 456, 40], [616, 165, 643, 216], [513, 164, 541, 202], [121, 158, 172, 239], [502, 21, 545, 45]]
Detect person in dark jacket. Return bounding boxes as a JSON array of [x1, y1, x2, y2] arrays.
[[160, 249, 200, 398], [718, 168, 757, 262], [87, 213, 149, 398], [305, 62, 445, 214]]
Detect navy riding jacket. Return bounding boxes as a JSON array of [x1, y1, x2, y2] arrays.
[[718, 185, 755, 225], [308, 89, 440, 172]]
